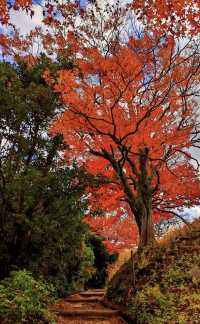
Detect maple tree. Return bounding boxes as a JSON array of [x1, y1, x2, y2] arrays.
[[1, 0, 200, 251], [47, 32, 200, 249]]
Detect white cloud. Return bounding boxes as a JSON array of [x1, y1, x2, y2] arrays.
[[182, 206, 200, 221], [10, 5, 44, 35], [192, 206, 200, 217]]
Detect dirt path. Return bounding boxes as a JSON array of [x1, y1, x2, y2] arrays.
[[51, 289, 127, 324]]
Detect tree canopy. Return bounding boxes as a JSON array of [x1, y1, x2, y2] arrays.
[[46, 33, 200, 249], [0, 0, 200, 251], [0, 60, 98, 294]]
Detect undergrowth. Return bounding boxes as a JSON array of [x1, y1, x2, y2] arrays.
[[0, 270, 55, 324], [106, 219, 200, 323]]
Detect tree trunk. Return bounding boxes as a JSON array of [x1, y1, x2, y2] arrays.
[[136, 202, 155, 249]]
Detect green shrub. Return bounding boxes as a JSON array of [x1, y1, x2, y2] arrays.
[[0, 61, 96, 298], [0, 270, 55, 324], [131, 285, 176, 323], [86, 234, 118, 288]]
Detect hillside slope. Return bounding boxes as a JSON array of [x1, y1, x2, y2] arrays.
[[106, 219, 200, 323]]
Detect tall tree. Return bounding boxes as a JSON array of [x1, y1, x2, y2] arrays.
[[1, 0, 200, 250], [47, 34, 200, 249], [0, 59, 96, 294]]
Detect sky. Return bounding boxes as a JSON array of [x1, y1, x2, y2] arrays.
[[9, 0, 132, 34], [10, 4, 44, 34]]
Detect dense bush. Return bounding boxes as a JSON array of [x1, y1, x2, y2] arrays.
[[107, 220, 200, 323], [0, 60, 96, 296], [0, 270, 55, 324], [86, 234, 118, 288]]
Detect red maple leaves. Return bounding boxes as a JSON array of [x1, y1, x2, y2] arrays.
[[48, 34, 200, 249], [1, 0, 200, 250]]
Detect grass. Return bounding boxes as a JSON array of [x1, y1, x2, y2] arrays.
[[107, 249, 132, 282], [106, 218, 200, 324]]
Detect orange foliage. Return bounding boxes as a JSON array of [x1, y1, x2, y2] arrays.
[[0, 0, 32, 24], [2, 0, 199, 250], [48, 33, 200, 250], [85, 214, 138, 253], [131, 0, 200, 36], [0, 0, 9, 24]]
